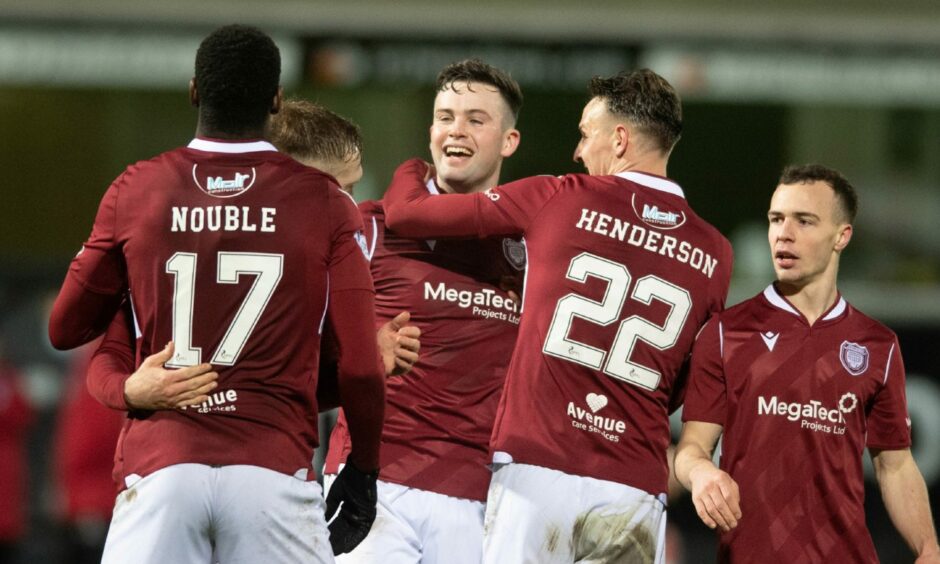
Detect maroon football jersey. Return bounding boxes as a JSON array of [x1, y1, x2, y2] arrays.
[[65, 138, 373, 483], [325, 191, 521, 501], [383, 160, 733, 495], [683, 285, 912, 563]]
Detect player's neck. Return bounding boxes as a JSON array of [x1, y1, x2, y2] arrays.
[[195, 122, 266, 141], [611, 153, 668, 178], [436, 171, 500, 195], [776, 274, 840, 326]]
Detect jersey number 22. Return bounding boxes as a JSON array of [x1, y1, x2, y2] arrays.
[[543, 252, 691, 390]]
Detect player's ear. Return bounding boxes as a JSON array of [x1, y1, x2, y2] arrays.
[[189, 78, 199, 107], [834, 223, 853, 252], [271, 86, 283, 115], [500, 128, 521, 158], [613, 123, 629, 158]]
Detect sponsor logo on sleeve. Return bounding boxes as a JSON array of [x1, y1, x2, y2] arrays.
[[354, 230, 370, 260], [566, 393, 626, 442], [839, 341, 869, 376], [757, 392, 857, 436]]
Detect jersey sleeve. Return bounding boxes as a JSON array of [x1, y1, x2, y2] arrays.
[[865, 337, 912, 450], [383, 158, 562, 239], [316, 318, 340, 412], [86, 302, 136, 411], [324, 187, 384, 468], [49, 180, 128, 349], [327, 288, 385, 470], [682, 317, 727, 425], [327, 188, 374, 294]]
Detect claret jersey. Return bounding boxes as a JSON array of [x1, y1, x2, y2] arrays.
[[59, 138, 374, 484], [325, 183, 522, 502], [683, 285, 912, 563], [383, 160, 733, 496]]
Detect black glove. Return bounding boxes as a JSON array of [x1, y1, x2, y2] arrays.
[[325, 462, 379, 555]]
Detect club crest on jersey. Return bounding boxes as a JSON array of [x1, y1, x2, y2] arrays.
[[631, 194, 686, 230], [192, 165, 257, 198], [839, 341, 869, 376], [502, 238, 527, 271]]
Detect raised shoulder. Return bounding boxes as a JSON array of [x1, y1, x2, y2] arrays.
[[358, 199, 384, 220]]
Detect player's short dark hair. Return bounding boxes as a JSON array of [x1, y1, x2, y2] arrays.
[[266, 99, 362, 164], [779, 164, 858, 223], [588, 68, 682, 154], [194, 24, 281, 134], [436, 59, 523, 125]]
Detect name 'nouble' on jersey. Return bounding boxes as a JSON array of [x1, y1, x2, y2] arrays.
[[68, 138, 373, 483], [384, 160, 734, 497]]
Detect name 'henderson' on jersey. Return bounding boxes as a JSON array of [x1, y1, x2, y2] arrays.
[[62, 138, 374, 483], [384, 160, 733, 496]]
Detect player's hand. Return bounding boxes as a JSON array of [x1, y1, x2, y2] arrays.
[[688, 461, 741, 532], [915, 546, 940, 564], [499, 274, 523, 304], [419, 161, 435, 184], [123, 342, 218, 410], [377, 312, 421, 376], [324, 462, 379, 555]]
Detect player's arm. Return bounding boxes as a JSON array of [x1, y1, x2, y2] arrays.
[[89, 303, 218, 411], [870, 448, 940, 562], [49, 249, 125, 350], [675, 421, 740, 532], [383, 158, 559, 239], [867, 339, 939, 562], [321, 187, 385, 555], [675, 316, 740, 531], [49, 180, 128, 350], [323, 288, 384, 555]]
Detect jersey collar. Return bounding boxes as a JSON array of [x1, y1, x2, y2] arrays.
[[188, 138, 279, 154], [615, 171, 685, 199], [762, 283, 847, 323]]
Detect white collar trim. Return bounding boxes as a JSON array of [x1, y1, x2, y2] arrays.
[[763, 284, 847, 321], [425, 178, 440, 195], [615, 171, 685, 199], [188, 138, 278, 154], [763, 284, 800, 316], [821, 296, 847, 321]]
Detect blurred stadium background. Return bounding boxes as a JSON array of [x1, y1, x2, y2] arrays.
[[0, 0, 937, 562]]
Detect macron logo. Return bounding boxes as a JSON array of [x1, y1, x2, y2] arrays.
[[207, 172, 250, 193], [760, 331, 779, 351], [641, 204, 681, 227]]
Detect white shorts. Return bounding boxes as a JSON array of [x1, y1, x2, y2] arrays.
[[324, 476, 484, 564], [102, 463, 333, 564], [483, 462, 667, 564]]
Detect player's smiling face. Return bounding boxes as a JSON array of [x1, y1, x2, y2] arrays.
[[767, 181, 852, 291], [429, 81, 519, 194]]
